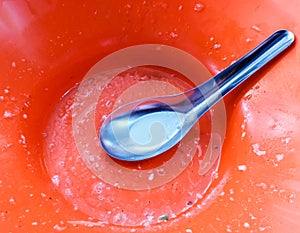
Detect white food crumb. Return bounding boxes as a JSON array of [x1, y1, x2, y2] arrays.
[[237, 165, 247, 171], [148, 173, 154, 181], [252, 143, 266, 156], [214, 43, 221, 49], [244, 222, 250, 228], [276, 154, 284, 162], [170, 32, 178, 38], [251, 25, 262, 32], [53, 224, 67, 231], [3, 111, 13, 118], [194, 3, 204, 12], [281, 137, 291, 144], [51, 175, 60, 186]]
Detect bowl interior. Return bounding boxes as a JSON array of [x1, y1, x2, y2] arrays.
[[0, 0, 299, 232]]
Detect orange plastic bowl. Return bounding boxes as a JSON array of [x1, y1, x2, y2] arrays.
[[0, 1, 299, 232]]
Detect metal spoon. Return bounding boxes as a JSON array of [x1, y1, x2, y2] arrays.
[[99, 30, 294, 161]]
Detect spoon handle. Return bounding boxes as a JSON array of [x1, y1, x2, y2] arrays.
[[188, 29, 294, 117]]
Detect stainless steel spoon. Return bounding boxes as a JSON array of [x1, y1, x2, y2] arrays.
[[99, 30, 294, 161]]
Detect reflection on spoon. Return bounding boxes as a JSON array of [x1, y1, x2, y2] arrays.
[[100, 30, 294, 161]]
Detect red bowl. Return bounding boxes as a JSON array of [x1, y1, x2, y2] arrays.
[[0, 1, 299, 232]]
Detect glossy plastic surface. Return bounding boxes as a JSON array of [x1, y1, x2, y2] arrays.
[[0, 1, 299, 232]]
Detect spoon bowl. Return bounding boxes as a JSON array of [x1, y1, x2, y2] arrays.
[[100, 96, 193, 161], [100, 30, 294, 161]]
